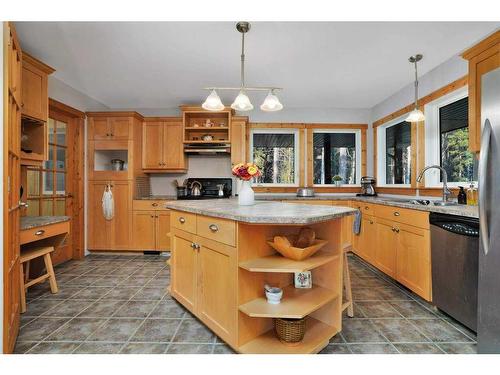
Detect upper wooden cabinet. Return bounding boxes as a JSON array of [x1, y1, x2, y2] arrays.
[[142, 118, 187, 172], [462, 31, 500, 152], [230, 116, 248, 167], [21, 52, 54, 123], [87, 112, 143, 141]]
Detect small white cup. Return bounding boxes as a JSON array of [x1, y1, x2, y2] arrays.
[[265, 287, 283, 304]]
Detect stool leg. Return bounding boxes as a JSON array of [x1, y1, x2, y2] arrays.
[[19, 263, 27, 314], [25, 260, 30, 283], [43, 253, 59, 294], [343, 251, 354, 318]]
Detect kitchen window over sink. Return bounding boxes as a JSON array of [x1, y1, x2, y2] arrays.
[[312, 130, 361, 186], [376, 115, 412, 186], [250, 129, 299, 186], [424, 87, 477, 187]]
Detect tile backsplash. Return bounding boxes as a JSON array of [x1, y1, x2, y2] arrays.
[[149, 155, 233, 196]]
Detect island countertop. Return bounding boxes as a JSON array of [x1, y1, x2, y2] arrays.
[[166, 198, 356, 224]]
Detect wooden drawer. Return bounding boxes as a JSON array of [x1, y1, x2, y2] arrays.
[[351, 201, 376, 216], [171, 210, 197, 234], [196, 215, 236, 247], [133, 200, 171, 211], [374, 204, 429, 229], [21, 221, 70, 245]]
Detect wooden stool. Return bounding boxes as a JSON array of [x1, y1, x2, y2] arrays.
[[342, 246, 354, 318], [19, 246, 59, 313]]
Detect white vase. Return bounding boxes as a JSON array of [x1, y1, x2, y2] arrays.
[[238, 180, 255, 206]]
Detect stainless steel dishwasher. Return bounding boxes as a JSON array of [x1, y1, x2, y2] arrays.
[[430, 212, 479, 331]]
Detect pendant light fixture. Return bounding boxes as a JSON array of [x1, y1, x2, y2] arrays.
[[201, 22, 283, 112], [405, 54, 425, 122]]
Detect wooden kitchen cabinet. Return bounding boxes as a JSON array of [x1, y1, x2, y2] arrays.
[[21, 52, 54, 122], [87, 112, 142, 140], [171, 230, 197, 312], [230, 116, 248, 166], [87, 180, 132, 250], [132, 206, 171, 250], [353, 215, 377, 263], [142, 118, 187, 172], [462, 31, 500, 152], [374, 218, 398, 278]]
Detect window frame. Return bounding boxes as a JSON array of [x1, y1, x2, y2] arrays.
[[249, 128, 300, 187], [376, 114, 413, 187], [311, 129, 362, 187], [423, 87, 473, 187]]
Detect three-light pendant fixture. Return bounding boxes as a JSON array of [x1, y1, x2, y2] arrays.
[[201, 21, 283, 112], [405, 54, 426, 122]]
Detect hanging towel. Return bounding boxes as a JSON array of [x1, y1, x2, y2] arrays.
[[102, 185, 114, 220], [352, 209, 362, 235]]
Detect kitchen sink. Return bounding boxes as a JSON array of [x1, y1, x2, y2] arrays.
[[378, 198, 458, 206]]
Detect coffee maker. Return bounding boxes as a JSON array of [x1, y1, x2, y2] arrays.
[[357, 176, 377, 196]]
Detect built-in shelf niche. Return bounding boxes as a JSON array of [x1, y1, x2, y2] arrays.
[[21, 118, 47, 165], [183, 110, 231, 144], [94, 150, 129, 171]]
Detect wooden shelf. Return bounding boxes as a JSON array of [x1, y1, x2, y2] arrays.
[[239, 251, 339, 273], [239, 285, 338, 319], [185, 127, 228, 131], [237, 317, 339, 354], [183, 140, 230, 144]]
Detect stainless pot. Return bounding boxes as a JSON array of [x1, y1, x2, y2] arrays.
[[110, 159, 125, 171], [296, 188, 315, 197]]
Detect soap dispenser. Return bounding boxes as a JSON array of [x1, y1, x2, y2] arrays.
[[466, 183, 478, 206], [457, 186, 467, 205]]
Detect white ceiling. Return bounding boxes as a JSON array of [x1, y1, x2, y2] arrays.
[[14, 22, 498, 109]]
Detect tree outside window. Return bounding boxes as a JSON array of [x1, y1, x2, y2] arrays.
[[385, 121, 411, 184]]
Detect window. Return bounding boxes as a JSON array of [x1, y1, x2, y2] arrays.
[[250, 129, 299, 186], [424, 87, 476, 186], [312, 130, 361, 185], [26, 118, 68, 216], [377, 118, 412, 186]]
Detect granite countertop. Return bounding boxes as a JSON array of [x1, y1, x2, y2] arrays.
[[20, 216, 71, 231], [134, 195, 177, 201], [166, 198, 356, 224], [254, 193, 479, 218]]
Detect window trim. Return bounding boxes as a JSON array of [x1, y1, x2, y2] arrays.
[[249, 128, 300, 187], [311, 129, 362, 187], [376, 114, 412, 187], [423, 87, 472, 188]]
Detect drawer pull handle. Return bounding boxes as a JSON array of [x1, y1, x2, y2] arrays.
[[364, 206, 369, 210], [152, 202, 158, 207], [35, 230, 45, 236], [394, 227, 400, 233], [209, 224, 219, 232], [179, 217, 186, 224], [369, 220, 373, 224], [394, 212, 400, 216]]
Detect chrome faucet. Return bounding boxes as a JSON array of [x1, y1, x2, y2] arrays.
[[416, 165, 451, 205]]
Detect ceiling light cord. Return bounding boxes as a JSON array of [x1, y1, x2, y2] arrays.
[[413, 60, 419, 110], [240, 32, 245, 89]]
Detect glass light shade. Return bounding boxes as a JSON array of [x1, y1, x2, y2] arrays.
[[260, 91, 283, 112], [405, 108, 425, 122], [202, 90, 225, 111], [231, 91, 254, 111]]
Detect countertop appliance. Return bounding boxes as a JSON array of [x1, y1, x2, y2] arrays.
[[296, 188, 315, 197], [430, 212, 479, 331], [178, 178, 232, 200], [477, 66, 500, 353], [357, 176, 377, 196]]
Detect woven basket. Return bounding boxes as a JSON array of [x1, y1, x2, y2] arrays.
[[274, 317, 307, 346]]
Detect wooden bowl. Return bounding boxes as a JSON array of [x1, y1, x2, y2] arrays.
[[267, 236, 328, 261]]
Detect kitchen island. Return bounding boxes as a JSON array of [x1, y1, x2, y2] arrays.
[[166, 199, 356, 354]]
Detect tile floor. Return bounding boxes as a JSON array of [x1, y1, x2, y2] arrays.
[[14, 253, 477, 354]]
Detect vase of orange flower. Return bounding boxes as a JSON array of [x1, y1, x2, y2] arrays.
[[232, 162, 261, 206]]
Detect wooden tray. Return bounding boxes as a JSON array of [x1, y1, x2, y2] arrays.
[[267, 236, 328, 261]]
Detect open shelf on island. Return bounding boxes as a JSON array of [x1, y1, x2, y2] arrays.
[[239, 285, 338, 319], [239, 251, 339, 273], [238, 317, 338, 354]]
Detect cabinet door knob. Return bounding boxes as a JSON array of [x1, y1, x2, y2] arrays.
[[369, 220, 373, 224], [35, 230, 45, 236], [364, 206, 369, 210], [151, 215, 154, 218], [394, 228, 400, 233], [394, 211, 400, 216], [209, 224, 219, 232], [19, 201, 29, 208], [110, 133, 114, 137], [152, 202, 158, 207], [179, 217, 186, 224]]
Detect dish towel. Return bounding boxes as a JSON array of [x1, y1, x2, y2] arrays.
[[102, 185, 114, 220], [352, 209, 362, 235]]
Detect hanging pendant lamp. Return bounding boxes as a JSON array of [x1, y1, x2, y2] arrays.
[[201, 22, 283, 112], [405, 54, 425, 122]]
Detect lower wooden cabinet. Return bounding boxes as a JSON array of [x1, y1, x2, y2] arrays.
[[374, 218, 398, 278], [87, 180, 132, 250], [132, 209, 171, 250], [353, 215, 377, 264], [171, 225, 237, 347]]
